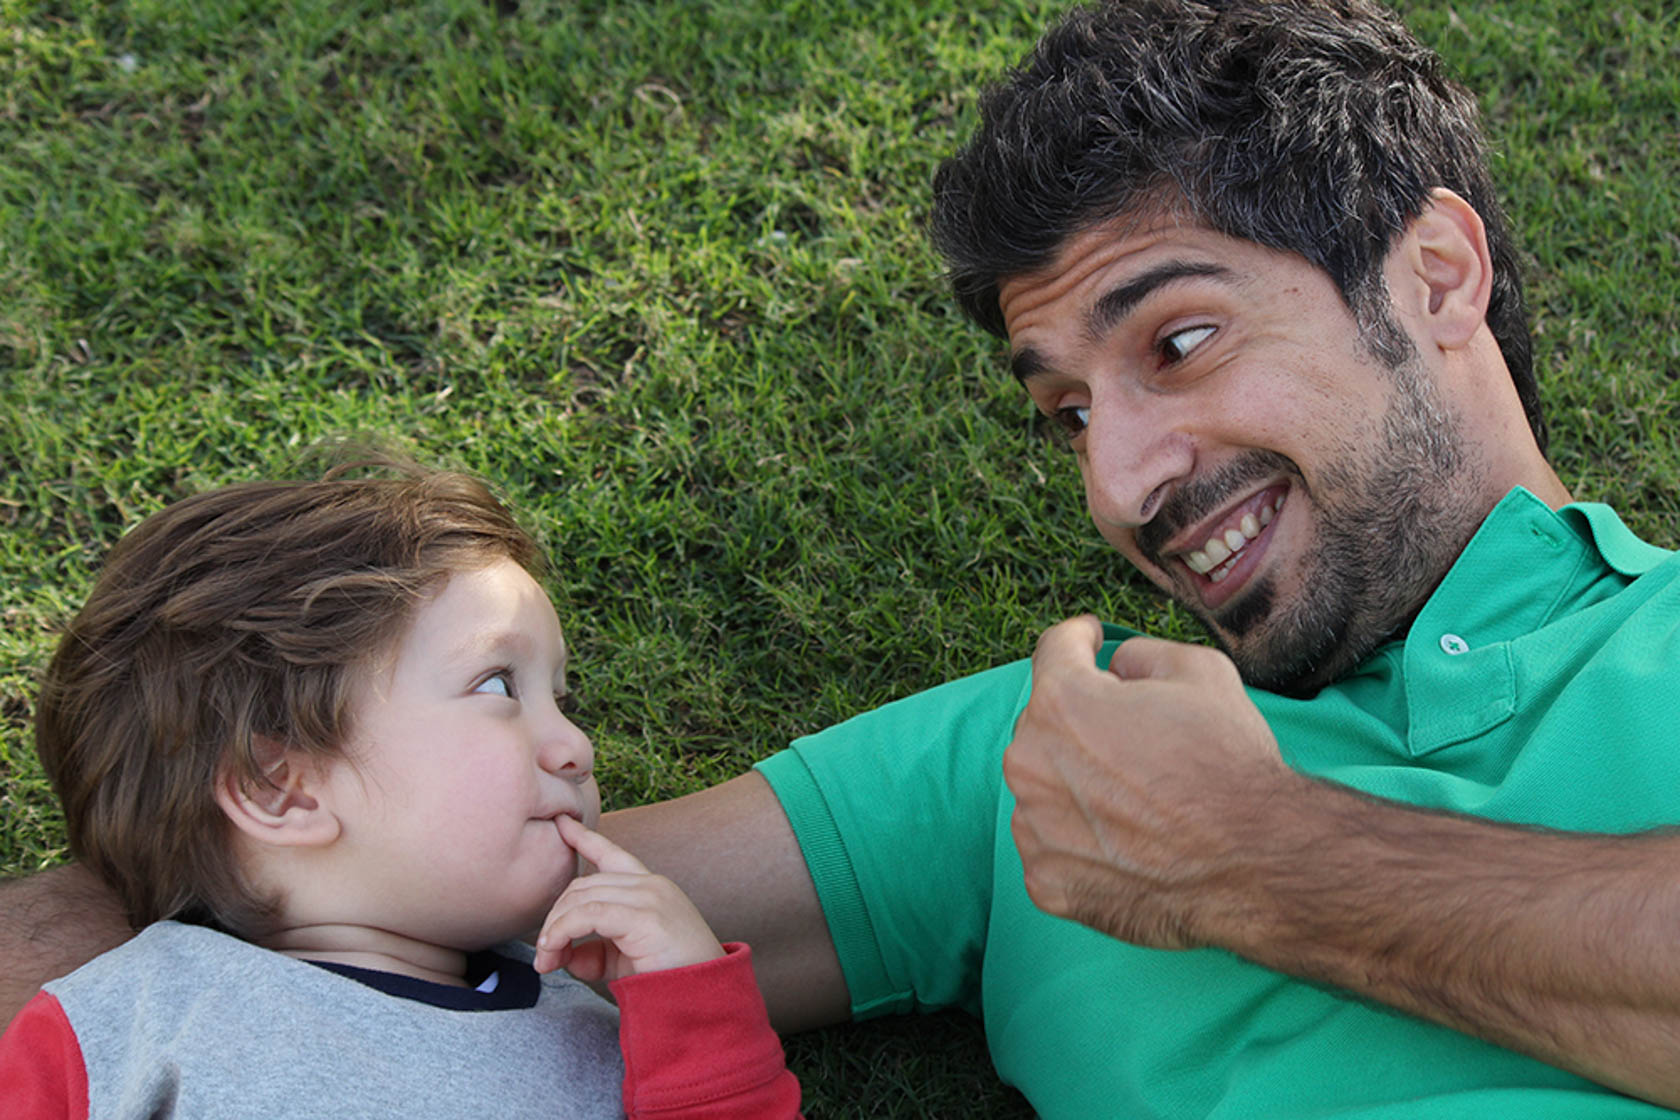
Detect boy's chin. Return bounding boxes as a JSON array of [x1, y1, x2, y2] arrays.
[[512, 893, 573, 948]]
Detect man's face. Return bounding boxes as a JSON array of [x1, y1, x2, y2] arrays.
[[999, 216, 1487, 695]]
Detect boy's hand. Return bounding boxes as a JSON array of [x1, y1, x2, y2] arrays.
[[532, 815, 725, 981]]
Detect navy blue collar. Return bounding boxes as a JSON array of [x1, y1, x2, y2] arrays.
[[308, 948, 541, 1011]]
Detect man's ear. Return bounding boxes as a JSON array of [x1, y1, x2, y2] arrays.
[[1390, 187, 1492, 351], [214, 738, 342, 850]]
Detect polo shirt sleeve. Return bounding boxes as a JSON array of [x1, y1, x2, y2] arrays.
[[755, 657, 1035, 1020], [0, 990, 89, 1119]]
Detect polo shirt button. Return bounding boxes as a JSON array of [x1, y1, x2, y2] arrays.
[[1440, 633, 1470, 655]]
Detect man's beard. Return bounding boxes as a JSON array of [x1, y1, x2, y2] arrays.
[[1140, 360, 1485, 697]]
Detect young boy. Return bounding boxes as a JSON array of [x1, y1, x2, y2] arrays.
[[0, 459, 802, 1118]]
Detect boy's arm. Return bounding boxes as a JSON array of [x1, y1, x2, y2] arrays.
[[0, 863, 132, 1025], [0, 991, 89, 1118], [600, 772, 850, 1033], [611, 943, 802, 1119]]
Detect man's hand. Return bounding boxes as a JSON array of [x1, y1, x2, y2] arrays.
[[1003, 615, 1301, 948], [533, 816, 725, 982], [1004, 616, 1680, 1110]]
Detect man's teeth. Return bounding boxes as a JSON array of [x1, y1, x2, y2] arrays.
[[1183, 496, 1284, 581]]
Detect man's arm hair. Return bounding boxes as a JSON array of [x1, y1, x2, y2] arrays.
[[1209, 781, 1680, 1109], [600, 771, 850, 1033], [0, 862, 134, 1023]]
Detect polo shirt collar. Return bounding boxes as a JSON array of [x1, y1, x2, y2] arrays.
[[1395, 486, 1665, 756], [1558, 501, 1673, 578]]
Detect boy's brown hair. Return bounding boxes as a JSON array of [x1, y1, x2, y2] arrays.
[[34, 455, 543, 937]]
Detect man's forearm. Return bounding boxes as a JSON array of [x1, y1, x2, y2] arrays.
[[1007, 624, 1680, 1109], [1212, 779, 1680, 1109], [0, 862, 133, 1024]]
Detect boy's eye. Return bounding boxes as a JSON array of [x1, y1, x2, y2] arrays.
[[475, 671, 515, 698], [1160, 325, 1215, 362]]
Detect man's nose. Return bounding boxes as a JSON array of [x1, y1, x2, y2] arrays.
[[1078, 403, 1194, 531]]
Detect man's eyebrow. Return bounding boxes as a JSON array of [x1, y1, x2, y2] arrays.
[[1087, 260, 1234, 342], [1011, 346, 1049, 383], [1009, 260, 1235, 384]]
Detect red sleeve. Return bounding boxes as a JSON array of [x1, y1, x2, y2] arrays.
[[608, 942, 802, 1119], [0, 991, 89, 1120]]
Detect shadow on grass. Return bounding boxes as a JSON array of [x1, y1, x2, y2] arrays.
[[786, 1009, 1036, 1118]]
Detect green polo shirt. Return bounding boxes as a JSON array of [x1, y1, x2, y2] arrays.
[[757, 488, 1680, 1118]]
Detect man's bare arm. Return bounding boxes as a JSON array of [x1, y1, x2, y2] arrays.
[[0, 862, 134, 1023], [1, 776, 846, 1034], [1005, 618, 1680, 1109], [601, 771, 850, 1033], [1220, 775, 1680, 1108]]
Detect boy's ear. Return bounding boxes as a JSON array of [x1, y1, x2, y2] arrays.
[[214, 738, 341, 850], [1390, 187, 1493, 351]]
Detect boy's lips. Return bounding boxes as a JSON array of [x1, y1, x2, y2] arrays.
[[536, 806, 584, 840]]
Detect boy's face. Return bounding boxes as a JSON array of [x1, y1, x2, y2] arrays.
[[317, 557, 601, 950]]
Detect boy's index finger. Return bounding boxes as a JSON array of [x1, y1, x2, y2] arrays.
[[558, 814, 648, 874]]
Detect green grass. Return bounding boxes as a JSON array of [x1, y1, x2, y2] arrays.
[[2, 0, 1676, 1114]]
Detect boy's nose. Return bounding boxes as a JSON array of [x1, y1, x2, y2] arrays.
[[537, 710, 594, 781]]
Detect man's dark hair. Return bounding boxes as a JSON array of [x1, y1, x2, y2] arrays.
[[930, 0, 1544, 449]]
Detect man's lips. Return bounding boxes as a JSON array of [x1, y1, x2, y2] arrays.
[[1180, 488, 1287, 579], [1167, 484, 1289, 605]]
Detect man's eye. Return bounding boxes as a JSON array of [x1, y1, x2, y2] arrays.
[[474, 671, 514, 698], [1160, 325, 1215, 362], [1052, 405, 1090, 439]]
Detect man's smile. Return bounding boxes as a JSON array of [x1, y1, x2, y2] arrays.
[[1173, 484, 1289, 608], [1132, 453, 1298, 614]]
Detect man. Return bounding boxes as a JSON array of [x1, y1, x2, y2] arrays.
[[6, 1, 1679, 1116]]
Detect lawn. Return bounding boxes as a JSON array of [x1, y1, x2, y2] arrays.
[[2, 0, 1676, 1114]]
